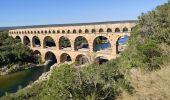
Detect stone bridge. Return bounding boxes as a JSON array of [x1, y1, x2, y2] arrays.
[[9, 20, 136, 65]]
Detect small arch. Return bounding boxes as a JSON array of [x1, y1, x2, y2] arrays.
[[93, 36, 111, 52], [75, 54, 89, 66], [15, 36, 21, 42], [92, 29, 96, 33], [34, 31, 37, 34], [45, 51, 57, 65], [32, 36, 41, 47], [85, 29, 89, 33], [23, 36, 31, 46], [94, 56, 109, 65], [38, 31, 40, 34], [116, 35, 129, 54], [67, 30, 71, 34], [43, 36, 56, 48], [107, 28, 112, 32], [49, 30, 51, 34], [115, 28, 120, 32], [123, 27, 128, 32], [57, 30, 60, 33], [53, 30, 56, 34], [59, 36, 71, 50], [45, 30, 48, 34], [99, 28, 104, 33], [73, 29, 77, 33], [62, 30, 65, 33], [41, 30, 44, 34], [79, 29, 82, 33], [60, 53, 72, 63], [74, 36, 89, 51]]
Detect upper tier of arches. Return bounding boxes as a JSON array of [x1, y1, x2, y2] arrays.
[[9, 27, 132, 35]]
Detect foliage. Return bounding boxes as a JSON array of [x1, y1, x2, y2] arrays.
[[2, 63, 132, 100], [0, 31, 37, 67], [117, 1, 170, 71]]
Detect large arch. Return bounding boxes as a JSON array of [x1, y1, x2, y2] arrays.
[[32, 36, 41, 47], [15, 36, 21, 42], [60, 53, 72, 63], [59, 36, 71, 50], [45, 51, 57, 65], [94, 56, 109, 65], [93, 36, 111, 52], [43, 36, 56, 48], [116, 35, 129, 54], [23, 36, 31, 46], [74, 36, 89, 51], [75, 54, 89, 66]]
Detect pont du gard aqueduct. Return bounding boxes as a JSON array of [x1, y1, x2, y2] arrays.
[[9, 20, 136, 65]]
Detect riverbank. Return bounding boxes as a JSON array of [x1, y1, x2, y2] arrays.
[[0, 63, 43, 76]]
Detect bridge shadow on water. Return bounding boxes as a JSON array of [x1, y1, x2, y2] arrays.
[[0, 61, 55, 97]]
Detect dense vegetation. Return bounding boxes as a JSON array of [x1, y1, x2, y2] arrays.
[[1, 1, 170, 100], [0, 31, 37, 68]]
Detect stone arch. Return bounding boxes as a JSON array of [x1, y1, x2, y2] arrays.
[[67, 30, 71, 34], [38, 31, 40, 34], [93, 36, 111, 52], [62, 30, 65, 33], [79, 29, 82, 33], [23, 36, 31, 46], [60, 53, 72, 63], [59, 36, 71, 50], [32, 36, 41, 47], [123, 27, 128, 32], [99, 28, 104, 33], [57, 30, 60, 33], [85, 29, 89, 33], [107, 28, 112, 32], [49, 30, 51, 34], [94, 56, 109, 65], [92, 29, 96, 33], [73, 29, 77, 33], [116, 35, 129, 54], [74, 36, 89, 51], [45, 51, 57, 64], [43, 36, 56, 48], [75, 54, 89, 66], [115, 28, 120, 32], [15, 36, 21, 42], [34, 31, 37, 34], [52, 30, 56, 34], [45, 30, 48, 34]]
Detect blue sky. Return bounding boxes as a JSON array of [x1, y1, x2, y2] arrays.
[[0, 0, 167, 27]]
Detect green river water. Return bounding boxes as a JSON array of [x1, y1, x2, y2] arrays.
[[0, 65, 50, 97]]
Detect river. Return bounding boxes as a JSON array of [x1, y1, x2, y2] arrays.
[[0, 65, 51, 97]]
